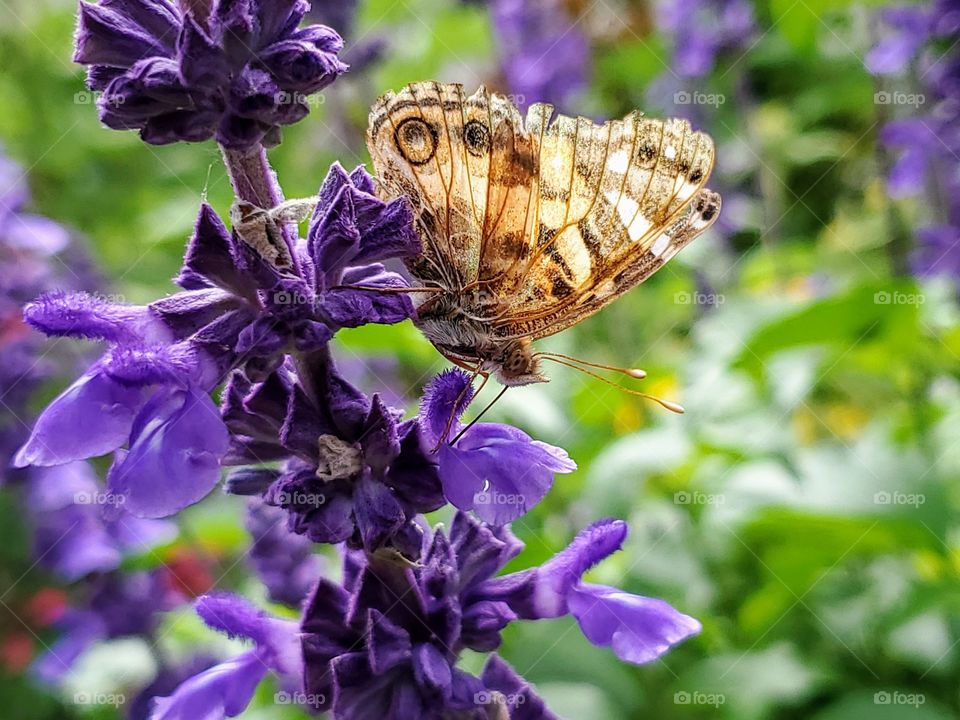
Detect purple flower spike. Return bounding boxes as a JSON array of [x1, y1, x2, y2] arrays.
[[73, 0, 347, 149], [300, 513, 552, 718], [152, 594, 302, 720], [490, 0, 589, 110], [226, 354, 443, 553], [866, 6, 935, 75], [246, 500, 323, 608], [421, 369, 575, 525], [486, 518, 702, 664], [656, 0, 756, 78]]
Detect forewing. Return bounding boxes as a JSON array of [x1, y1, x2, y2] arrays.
[[367, 82, 481, 289]]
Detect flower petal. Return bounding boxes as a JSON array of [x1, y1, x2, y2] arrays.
[[14, 367, 146, 467], [567, 584, 701, 664], [150, 650, 267, 720], [107, 385, 229, 517]]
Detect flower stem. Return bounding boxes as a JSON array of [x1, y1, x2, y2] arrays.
[[221, 144, 301, 274]]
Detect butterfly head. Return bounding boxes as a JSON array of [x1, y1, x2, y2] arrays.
[[493, 339, 547, 386], [427, 329, 547, 387]]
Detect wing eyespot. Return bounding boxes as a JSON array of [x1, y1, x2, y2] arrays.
[[636, 141, 657, 168], [464, 119, 490, 157], [394, 117, 439, 166]]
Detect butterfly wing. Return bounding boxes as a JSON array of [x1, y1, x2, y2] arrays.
[[366, 83, 720, 345], [488, 105, 719, 340], [366, 82, 538, 296]]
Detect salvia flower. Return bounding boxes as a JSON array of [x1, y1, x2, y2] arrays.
[[13, 290, 230, 517], [73, 0, 348, 149], [299, 512, 699, 718], [655, 0, 756, 78], [224, 352, 443, 554], [490, 0, 589, 110], [868, 1, 960, 283], [0, 146, 91, 475], [420, 369, 576, 525], [151, 593, 302, 719], [33, 569, 188, 683], [245, 499, 323, 607], [15, 164, 419, 517], [866, 6, 935, 75], [27, 461, 176, 580]]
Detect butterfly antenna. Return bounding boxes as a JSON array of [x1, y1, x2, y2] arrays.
[[535, 351, 648, 379], [536, 355, 684, 414], [449, 385, 508, 445], [330, 285, 445, 294], [431, 368, 486, 453]]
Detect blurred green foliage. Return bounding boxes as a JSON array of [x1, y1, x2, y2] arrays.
[[1, 0, 958, 719]]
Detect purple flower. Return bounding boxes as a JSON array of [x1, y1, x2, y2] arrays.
[[151, 594, 302, 720], [33, 570, 186, 683], [420, 369, 575, 525], [879, 118, 942, 198], [867, 6, 936, 75], [0, 147, 94, 476], [127, 656, 220, 720], [73, 0, 347, 149], [912, 225, 960, 279], [224, 352, 443, 553], [13, 291, 230, 517], [484, 518, 702, 664], [300, 512, 698, 718], [15, 164, 419, 517], [869, 1, 960, 285], [179, 162, 418, 354], [490, 0, 589, 110], [27, 461, 176, 579], [656, 0, 756, 78], [246, 499, 323, 607]]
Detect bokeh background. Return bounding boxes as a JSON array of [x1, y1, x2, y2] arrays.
[[1, 0, 959, 718]]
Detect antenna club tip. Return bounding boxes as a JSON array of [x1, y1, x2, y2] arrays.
[[663, 401, 685, 414], [627, 368, 647, 379]]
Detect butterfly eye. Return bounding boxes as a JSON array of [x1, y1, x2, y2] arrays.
[[463, 120, 490, 157], [394, 117, 437, 166]]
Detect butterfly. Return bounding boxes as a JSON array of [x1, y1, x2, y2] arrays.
[[366, 82, 720, 396]]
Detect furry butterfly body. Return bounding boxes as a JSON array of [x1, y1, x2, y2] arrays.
[[366, 82, 721, 386]]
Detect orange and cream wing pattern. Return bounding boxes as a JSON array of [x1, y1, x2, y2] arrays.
[[366, 82, 720, 340], [367, 82, 538, 294], [490, 103, 719, 340]]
